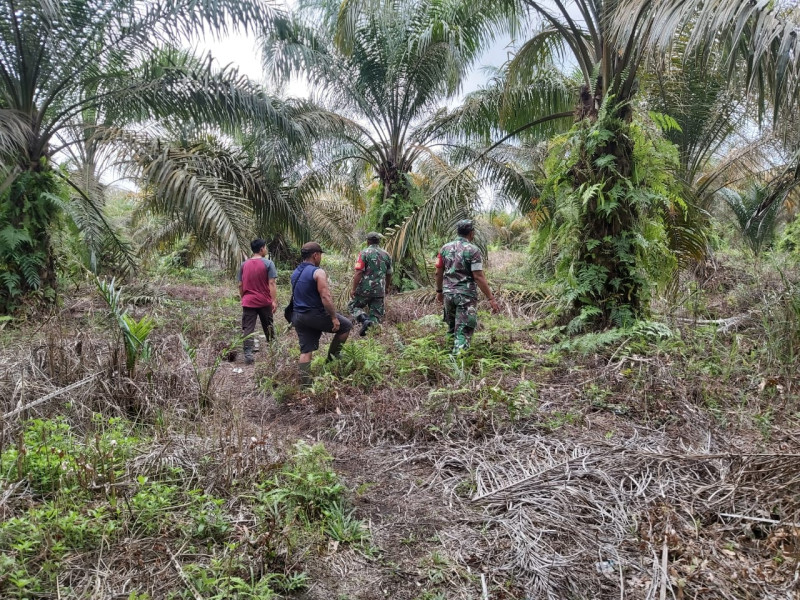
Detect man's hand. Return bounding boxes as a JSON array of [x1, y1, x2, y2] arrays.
[[350, 289, 356, 299], [331, 317, 340, 332], [489, 298, 500, 313], [271, 300, 278, 314], [436, 292, 444, 304]]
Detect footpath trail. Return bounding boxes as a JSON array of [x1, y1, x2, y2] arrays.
[[218, 360, 487, 600]]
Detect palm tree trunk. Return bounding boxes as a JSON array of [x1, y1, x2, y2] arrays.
[[570, 98, 644, 327], [377, 161, 412, 230]]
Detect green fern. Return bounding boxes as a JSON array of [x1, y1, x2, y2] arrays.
[[0, 271, 21, 295], [0, 225, 32, 249], [557, 320, 672, 354], [0, 171, 62, 311], [18, 254, 45, 288], [647, 111, 683, 133]]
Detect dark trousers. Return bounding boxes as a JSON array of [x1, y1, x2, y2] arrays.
[[242, 306, 275, 343]]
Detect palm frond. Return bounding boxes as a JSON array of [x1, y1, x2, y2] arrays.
[[383, 157, 479, 261], [694, 139, 785, 204], [0, 110, 29, 160], [448, 143, 546, 214], [424, 70, 575, 147], [56, 173, 138, 276], [505, 27, 568, 86], [304, 195, 361, 253], [116, 134, 251, 268], [112, 125, 315, 269], [718, 182, 784, 255], [615, 0, 800, 121]]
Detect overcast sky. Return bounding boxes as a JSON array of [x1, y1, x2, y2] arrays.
[[191, 2, 516, 102]]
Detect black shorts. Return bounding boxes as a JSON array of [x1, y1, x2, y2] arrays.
[[292, 311, 352, 353]]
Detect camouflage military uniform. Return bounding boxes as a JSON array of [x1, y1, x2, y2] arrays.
[[437, 237, 483, 353], [348, 244, 393, 322]]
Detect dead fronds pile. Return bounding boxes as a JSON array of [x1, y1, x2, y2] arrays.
[[430, 433, 800, 599]]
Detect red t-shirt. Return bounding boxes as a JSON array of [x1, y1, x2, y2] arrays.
[[237, 257, 277, 308]]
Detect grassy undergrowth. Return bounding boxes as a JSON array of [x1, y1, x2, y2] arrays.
[[0, 417, 367, 598], [1, 249, 799, 598]]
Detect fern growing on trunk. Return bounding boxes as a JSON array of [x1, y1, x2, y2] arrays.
[[0, 171, 63, 312], [533, 104, 681, 330]]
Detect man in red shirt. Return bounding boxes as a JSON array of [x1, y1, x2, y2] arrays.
[[237, 239, 278, 365]]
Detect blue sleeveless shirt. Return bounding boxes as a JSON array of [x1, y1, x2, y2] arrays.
[[290, 262, 324, 314]]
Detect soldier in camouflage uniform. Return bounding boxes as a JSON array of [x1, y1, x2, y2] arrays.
[[348, 232, 393, 336], [435, 220, 499, 353]]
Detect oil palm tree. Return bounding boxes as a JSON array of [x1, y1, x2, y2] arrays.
[[121, 106, 362, 270], [476, 0, 799, 326], [720, 180, 792, 256], [261, 0, 514, 242], [0, 0, 280, 309], [381, 65, 576, 261]]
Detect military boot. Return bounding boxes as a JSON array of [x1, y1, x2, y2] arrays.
[[359, 318, 374, 337], [243, 338, 255, 365]]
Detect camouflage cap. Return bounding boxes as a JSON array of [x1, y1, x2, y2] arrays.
[[366, 231, 382, 242], [456, 219, 475, 233]]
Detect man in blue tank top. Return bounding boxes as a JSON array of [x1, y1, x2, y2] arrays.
[[290, 242, 352, 387]]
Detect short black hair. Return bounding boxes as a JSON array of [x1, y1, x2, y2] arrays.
[[300, 241, 324, 258], [250, 238, 267, 254]]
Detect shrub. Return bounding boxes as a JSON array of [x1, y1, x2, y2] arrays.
[[260, 441, 345, 524], [322, 338, 392, 390], [398, 335, 452, 384], [0, 416, 139, 496]]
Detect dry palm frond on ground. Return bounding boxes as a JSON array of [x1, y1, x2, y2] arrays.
[[428, 432, 800, 599]]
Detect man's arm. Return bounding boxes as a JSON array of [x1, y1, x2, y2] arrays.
[[269, 278, 277, 313], [351, 271, 364, 298], [385, 254, 394, 294], [314, 269, 340, 331], [238, 282, 244, 298], [435, 262, 444, 304], [472, 270, 500, 313]]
